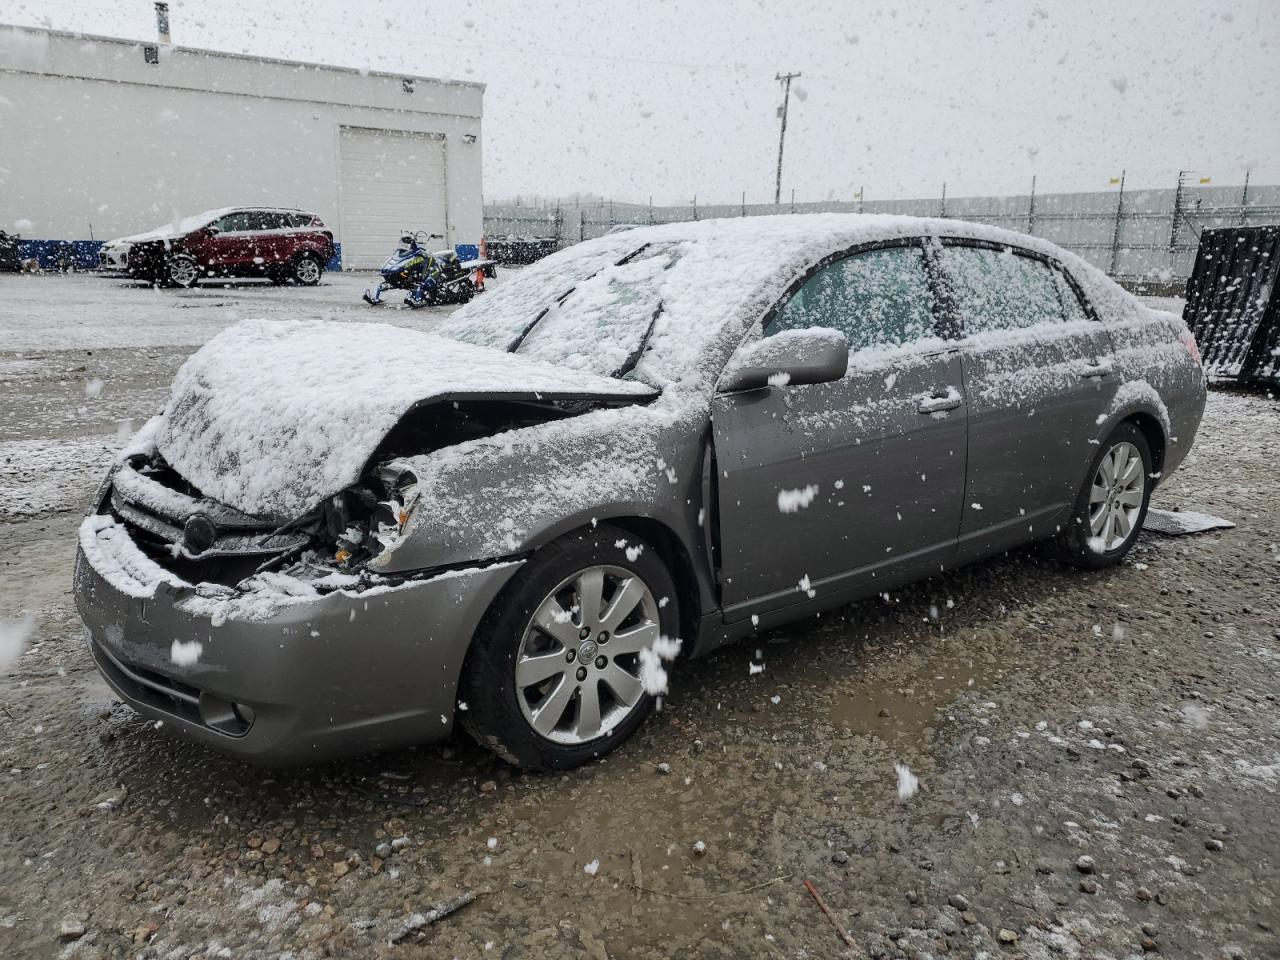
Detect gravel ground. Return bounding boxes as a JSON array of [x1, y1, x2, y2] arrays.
[[1, 275, 1278, 959]]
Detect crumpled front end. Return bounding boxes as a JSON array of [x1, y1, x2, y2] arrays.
[[74, 445, 524, 763]]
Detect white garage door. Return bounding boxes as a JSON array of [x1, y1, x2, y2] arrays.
[[338, 127, 447, 269]]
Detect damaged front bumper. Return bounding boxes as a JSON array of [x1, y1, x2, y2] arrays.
[[74, 512, 524, 764]]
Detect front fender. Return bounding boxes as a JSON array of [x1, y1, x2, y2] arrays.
[[373, 403, 706, 573]]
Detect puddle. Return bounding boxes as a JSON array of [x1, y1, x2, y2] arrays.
[[829, 654, 994, 739]]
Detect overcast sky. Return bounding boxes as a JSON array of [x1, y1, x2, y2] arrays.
[[3, 0, 1276, 205]]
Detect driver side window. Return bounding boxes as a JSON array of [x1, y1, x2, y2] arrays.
[[767, 244, 937, 353]]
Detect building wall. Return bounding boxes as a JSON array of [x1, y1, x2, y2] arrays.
[[0, 27, 484, 260]]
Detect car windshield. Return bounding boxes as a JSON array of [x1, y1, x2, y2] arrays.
[[439, 243, 679, 382]]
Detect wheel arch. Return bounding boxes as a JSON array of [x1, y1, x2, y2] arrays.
[[604, 515, 703, 653], [1121, 410, 1166, 478], [467, 512, 708, 664]]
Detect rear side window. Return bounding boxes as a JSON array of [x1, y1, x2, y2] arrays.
[[249, 212, 290, 230], [940, 246, 1064, 334], [767, 245, 937, 353]]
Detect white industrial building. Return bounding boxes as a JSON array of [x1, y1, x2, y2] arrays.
[[0, 22, 484, 268]]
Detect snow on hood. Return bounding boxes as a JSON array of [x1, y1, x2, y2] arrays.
[[106, 208, 236, 246], [155, 319, 655, 518]]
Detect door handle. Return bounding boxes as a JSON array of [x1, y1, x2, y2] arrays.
[[917, 386, 962, 415], [1076, 360, 1112, 379]]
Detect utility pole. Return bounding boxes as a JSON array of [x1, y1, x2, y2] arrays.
[[1109, 169, 1126, 277], [774, 71, 801, 206], [1170, 171, 1188, 254], [1027, 175, 1037, 235], [1239, 169, 1251, 226], [940, 181, 947, 219]]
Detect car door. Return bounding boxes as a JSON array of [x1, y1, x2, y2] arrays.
[[204, 211, 255, 271], [711, 241, 967, 623], [247, 211, 291, 269], [934, 240, 1117, 557]]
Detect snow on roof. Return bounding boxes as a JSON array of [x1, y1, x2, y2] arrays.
[[109, 207, 320, 244], [440, 213, 1141, 389]]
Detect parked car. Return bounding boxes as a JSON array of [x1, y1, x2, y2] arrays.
[[98, 207, 335, 287], [74, 214, 1206, 768]]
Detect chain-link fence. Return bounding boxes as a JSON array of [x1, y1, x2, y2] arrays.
[[485, 175, 1279, 283]]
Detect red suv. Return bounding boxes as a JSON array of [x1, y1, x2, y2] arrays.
[[100, 207, 336, 287]]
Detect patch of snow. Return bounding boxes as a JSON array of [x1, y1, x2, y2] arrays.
[[0, 615, 35, 673], [895, 762, 919, 800], [777, 484, 819, 513], [637, 635, 682, 695], [169, 639, 202, 667]]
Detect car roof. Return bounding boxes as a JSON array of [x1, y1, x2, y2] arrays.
[[440, 213, 1142, 392]]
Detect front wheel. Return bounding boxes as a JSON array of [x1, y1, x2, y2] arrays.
[[165, 254, 201, 288], [460, 525, 678, 770], [1055, 422, 1152, 568]]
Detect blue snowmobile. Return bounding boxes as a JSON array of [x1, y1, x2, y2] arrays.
[[362, 231, 477, 308]]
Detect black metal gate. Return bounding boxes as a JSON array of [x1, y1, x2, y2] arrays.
[[1183, 225, 1280, 384]]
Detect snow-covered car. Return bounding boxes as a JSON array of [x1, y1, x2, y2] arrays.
[[74, 214, 1207, 768], [98, 207, 335, 287]]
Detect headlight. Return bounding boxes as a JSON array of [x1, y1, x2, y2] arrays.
[[321, 462, 421, 567]]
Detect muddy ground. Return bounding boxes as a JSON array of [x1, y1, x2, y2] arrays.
[[1, 275, 1278, 959]]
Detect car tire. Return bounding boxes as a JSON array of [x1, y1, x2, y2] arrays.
[[460, 524, 679, 771], [291, 253, 322, 286], [1054, 421, 1153, 569], [165, 254, 201, 288]]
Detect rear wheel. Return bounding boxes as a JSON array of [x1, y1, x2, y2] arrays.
[[291, 253, 322, 286], [460, 525, 678, 770], [165, 254, 200, 288], [1055, 422, 1152, 568]]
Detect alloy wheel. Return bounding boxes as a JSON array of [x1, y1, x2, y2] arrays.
[[168, 257, 198, 286], [1088, 440, 1145, 551], [294, 257, 320, 284], [514, 565, 658, 744]]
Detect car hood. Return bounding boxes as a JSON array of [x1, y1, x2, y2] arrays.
[[107, 229, 181, 247], [155, 319, 657, 519], [107, 209, 236, 247]]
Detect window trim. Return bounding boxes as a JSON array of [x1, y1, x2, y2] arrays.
[[760, 237, 948, 351]]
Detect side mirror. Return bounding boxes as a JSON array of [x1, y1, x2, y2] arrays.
[[718, 328, 849, 393], [205, 225, 220, 236]]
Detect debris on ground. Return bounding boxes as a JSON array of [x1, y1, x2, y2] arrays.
[[387, 891, 480, 944]]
